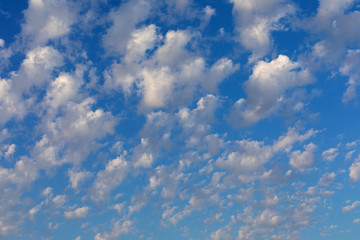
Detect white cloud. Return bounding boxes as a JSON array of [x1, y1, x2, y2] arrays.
[[21, 0, 77, 45], [7, 157, 39, 186], [42, 187, 53, 198], [34, 98, 116, 168], [105, 26, 237, 110], [203, 58, 239, 92], [201, 6, 216, 28], [0, 157, 39, 234], [289, 143, 317, 170], [94, 219, 132, 240], [273, 127, 318, 153], [342, 201, 360, 213], [68, 169, 92, 191], [148, 164, 186, 200], [307, 0, 360, 69], [132, 111, 174, 168], [318, 172, 336, 187], [13, 46, 64, 94], [349, 158, 360, 181], [103, 0, 151, 54], [125, 24, 160, 64], [322, 148, 339, 161], [53, 195, 67, 206], [90, 155, 129, 202], [346, 150, 356, 160], [0, 46, 63, 125], [29, 203, 42, 221], [112, 202, 126, 215], [0, 80, 25, 125], [103, 24, 160, 93], [46, 73, 82, 109], [317, 0, 356, 19], [0, 144, 16, 159], [166, 0, 192, 16], [210, 228, 232, 240], [134, 152, 153, 168], [230, 0, 295, 61], [0, 47, 63, 124], [140, 66, 175, 108], [64, 206, 89, 219], [4, 144, 15, 158], [216, 140, 273, 177], [229, 55, 313, 127], [154, 30, 191, 66], [0, 38, 4, 48], [340, 50, 360, 102]]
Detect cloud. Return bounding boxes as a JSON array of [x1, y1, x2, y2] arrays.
[[0, 79, 25, 124], [89, 155, 129, 202], [13, 46, 64, 93], [0, 157, 39, 235], [0, 0, 358, 238], [229, 55, 314, 127], [322, 148, 339, 161], [273, 127, 318, 153], [64, 206, 89, 219], [132, 111, 174, 168], [289, 143, 317, 170], [45, 73, 82, 109], [216, 140, 273, 179], [342, 201, 360, 213], [103, 0, 151, 54], [210, 228, 232, 240], [34, 98, 116, 169], [94, 219, 132, 240], [318, 172, 336, 187], [21, 0, 77, 45], [230, 0, 295, 61], [29, 203, 42, 221], [349, 158, 360, 181], [317, 0, 355, 19], [68, 169, 92, 191], [340, 50, 360, 102], [166, 0, 192, 16], [306, 0, 360, 68], [105, 27, 238, 110], [0, 46, 63, 125]]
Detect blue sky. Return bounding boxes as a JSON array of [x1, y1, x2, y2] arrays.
[[0, 0, 360, 239]]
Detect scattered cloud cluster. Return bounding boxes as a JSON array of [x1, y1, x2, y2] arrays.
[[0, 0, 359, 239]]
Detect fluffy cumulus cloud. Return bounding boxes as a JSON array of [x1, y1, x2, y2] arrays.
[[95, 219, 132, 240], [21, 0, 77, 45], [64, 206, 89, 219], [229, 55, 313, 127], [230, 0, 295, 61], [322, 147, 339, 161], [289, 143, 317, 170], [216, 140, 273, 178], [0, 46, 63, 125], [349, 157, 360, 181], [89, 155, 129, 202], [340, 50, 360, 102], [342, 201, 360, 213], [105, 26, 238, 110], [1, 0, 360, 239], [34, 98, 116, 168], [102, 0, 151, 54]]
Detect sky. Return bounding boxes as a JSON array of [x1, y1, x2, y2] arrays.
[[0, 0, 360, 239]]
